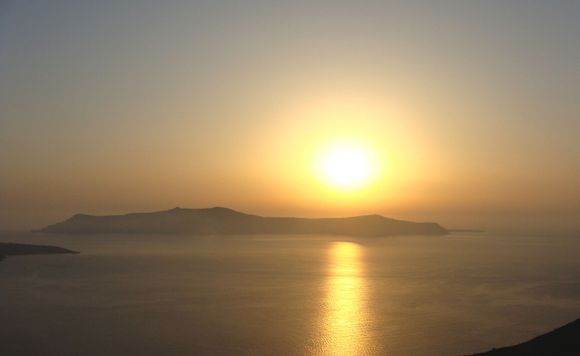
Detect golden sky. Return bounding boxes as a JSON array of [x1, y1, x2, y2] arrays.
[[0, 1, 578, 231]]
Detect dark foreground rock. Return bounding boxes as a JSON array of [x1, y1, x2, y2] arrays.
[[39, 207, 448, 236], [472, 318, 580, 356]]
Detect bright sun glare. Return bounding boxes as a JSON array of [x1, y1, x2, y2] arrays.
[[317, 141, 379, 189]]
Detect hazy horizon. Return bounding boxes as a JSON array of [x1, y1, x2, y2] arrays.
[[1, 0, 579, 232], [1, 205, 577, 236]]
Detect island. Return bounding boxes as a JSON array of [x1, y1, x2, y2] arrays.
[[472, 318, 580, 355], [0, 242, 78, 262], [39, 207, 448, 236]]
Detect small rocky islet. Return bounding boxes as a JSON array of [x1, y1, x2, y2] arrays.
[[0, 242, 78, 262]]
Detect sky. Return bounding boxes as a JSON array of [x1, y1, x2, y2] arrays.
[[0, 0, 579, 232]]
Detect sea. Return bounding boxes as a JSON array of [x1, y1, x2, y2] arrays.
[[1, 231, 579, 355]]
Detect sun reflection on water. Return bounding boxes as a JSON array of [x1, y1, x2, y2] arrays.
[[318, 241, 374, 355]]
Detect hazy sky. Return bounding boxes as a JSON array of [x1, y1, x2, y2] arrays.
[[1, 0, 579, 231]]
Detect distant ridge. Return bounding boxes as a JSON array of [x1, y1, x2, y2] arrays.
[[39, 207, 448, 236]]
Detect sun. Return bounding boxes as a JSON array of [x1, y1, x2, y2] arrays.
[[316, 141, 379, 189]]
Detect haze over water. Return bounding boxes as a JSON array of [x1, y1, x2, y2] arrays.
[[1, 231, 579, 355]]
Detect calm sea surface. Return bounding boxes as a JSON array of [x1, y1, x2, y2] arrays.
[[1, 232, 579, 355]]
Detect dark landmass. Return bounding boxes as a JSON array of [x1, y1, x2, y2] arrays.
[[39, 207, 448, 236], [0, 242, 78, 262], [472, 318, 580, 356]]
